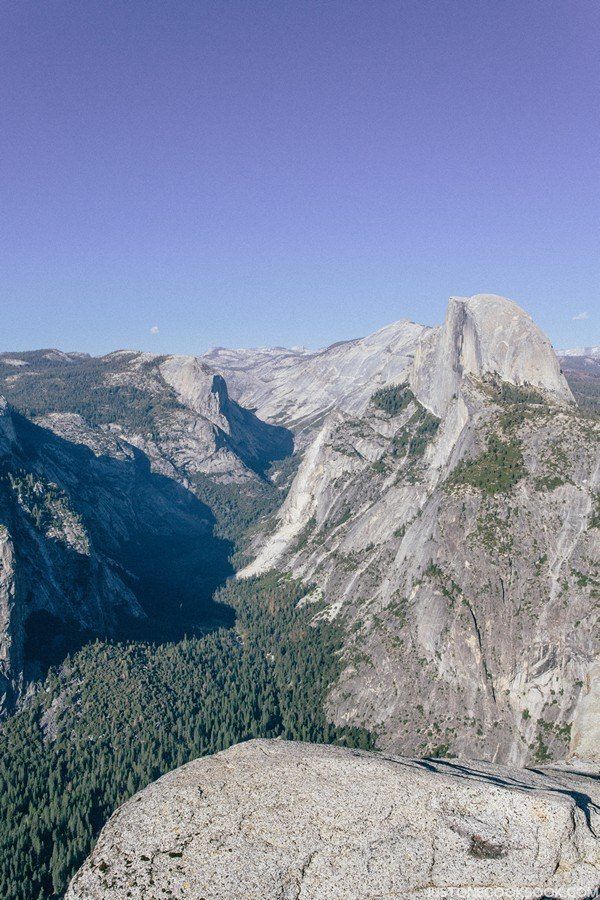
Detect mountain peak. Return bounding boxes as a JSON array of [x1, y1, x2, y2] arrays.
[[410, 293, 573, 416]]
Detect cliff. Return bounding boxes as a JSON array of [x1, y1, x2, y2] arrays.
[[239, 296, 599, 766]]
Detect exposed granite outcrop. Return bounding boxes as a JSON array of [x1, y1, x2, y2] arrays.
[[239, 296, 599, 766], [204, 319, 429, 442], [67, 739, 600, 900], [410, 294, 573, 416]]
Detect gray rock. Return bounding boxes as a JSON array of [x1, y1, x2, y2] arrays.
[[86, 350, 292, 483], [66, 739, 600, 900], [204, 319, 428, 442], [238, 296, 600, 766], [410, 295, 573, 417]]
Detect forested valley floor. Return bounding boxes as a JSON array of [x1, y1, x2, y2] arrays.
[[0, 572, 373, 899]]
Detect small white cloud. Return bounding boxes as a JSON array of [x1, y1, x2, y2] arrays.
[[150, 325, 159, 334], [572, 311, 588, 321]]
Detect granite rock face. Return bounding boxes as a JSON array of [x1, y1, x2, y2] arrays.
[[240, 296, 600, 766], [152, 353, 293, 481], [410, 294, 573, 417], [204, 319, 428, 442], [66, 739, 600, 900], [205, 297, 572, 439], [0, 397, 236, 712]]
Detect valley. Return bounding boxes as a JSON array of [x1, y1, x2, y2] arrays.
[[0, 295, 598, 898]]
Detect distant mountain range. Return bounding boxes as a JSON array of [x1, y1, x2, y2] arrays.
[[557, 346, 600, 412], [204, 319, 427, 441], [559, 346, 600, 358]]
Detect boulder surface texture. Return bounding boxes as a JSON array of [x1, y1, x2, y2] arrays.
[[67, 739, 600, 899]]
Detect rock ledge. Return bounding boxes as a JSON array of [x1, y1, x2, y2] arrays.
[[67, 739, 600, 899]]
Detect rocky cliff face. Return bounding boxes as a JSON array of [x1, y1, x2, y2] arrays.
[[410, 294, 572, 417], [67, 738, 600, 900], [0, 349, 292, 485], [123, 352, 293, 481], [204, 319, 428, 441], [0, 396, 239, 713], [240, 296, 599, 766]]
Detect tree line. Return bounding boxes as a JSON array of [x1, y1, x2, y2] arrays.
[[0, 572, 373, 899]]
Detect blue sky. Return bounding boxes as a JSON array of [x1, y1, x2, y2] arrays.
[[1, 1, 598, 354]]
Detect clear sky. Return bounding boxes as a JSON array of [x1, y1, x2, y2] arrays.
[[1, 0, 598, 355]]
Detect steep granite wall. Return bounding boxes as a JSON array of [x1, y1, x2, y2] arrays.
[[239, 296, 599, 765]]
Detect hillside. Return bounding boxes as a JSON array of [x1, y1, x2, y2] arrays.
[[204, 319, 428, 442], [0, 397, 241, 713], [240, 295, 600, 766], [0, 350, 297, 713]]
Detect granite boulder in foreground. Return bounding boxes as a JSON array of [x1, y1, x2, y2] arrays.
[[67, 739, 600, 900]]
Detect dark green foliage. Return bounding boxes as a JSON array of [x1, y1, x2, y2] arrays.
[[191, 473, 284, 549], [222, 573, 372, 747], [190, 455, 299, 560], [268, 452, 302, 488], [393, 408, 440, 461], [0, 353, 184, 434], [534, 474, 567, 491], [424, 563, 462, 606], [1, 466, 84, 538], [293, 516, 317, 551], [334, 505, 352, 527], [371, 383, 414, 416], [478, 378, 549, 434], [0, 573, 373, 899], [448, 434, 526, 494], [532, 732, 552, 762], [428, 743, 456, 760], [489, 381, 545, 405]]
